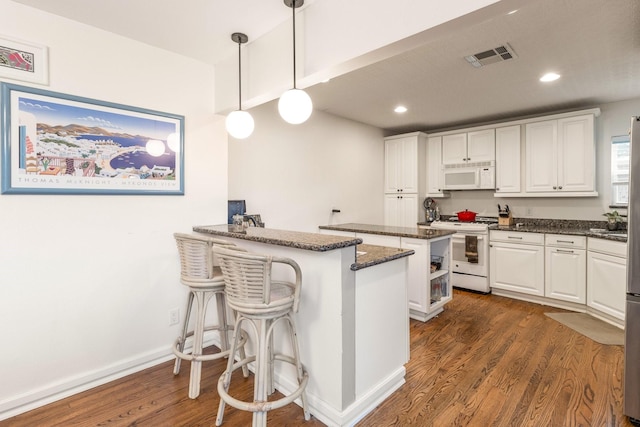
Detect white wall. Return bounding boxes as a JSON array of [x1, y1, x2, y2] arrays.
[[0, 1, 227, 419], [228, 102, 384, 232], [435, 98, 640, 220]]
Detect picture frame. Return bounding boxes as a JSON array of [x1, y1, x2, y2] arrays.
[[0, 35, 49, 85], [1, 82, 185, 195]]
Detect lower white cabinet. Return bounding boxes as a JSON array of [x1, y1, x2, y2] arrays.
[[587, 238, 627, 321], [402, 236, 452, 322], [384, 193, 418, 227], [545, 234, 586, 304], [490, 231, 545, 296]]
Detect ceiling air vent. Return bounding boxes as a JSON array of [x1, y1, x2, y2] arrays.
[[465, 44, 517, 68]]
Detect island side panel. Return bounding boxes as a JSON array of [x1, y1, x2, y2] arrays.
[[355, 256, 409, 397]]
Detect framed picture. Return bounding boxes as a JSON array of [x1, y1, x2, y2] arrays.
[[0, 35, 49, 85], [1, 82, 185, 195]]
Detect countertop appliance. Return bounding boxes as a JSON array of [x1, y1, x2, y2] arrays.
[[428, 216, 497, 293], [625, 116, 640, 425], [423, 197, 439, 223]]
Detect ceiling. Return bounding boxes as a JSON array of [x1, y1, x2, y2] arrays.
[[12, 0, 640, 134]]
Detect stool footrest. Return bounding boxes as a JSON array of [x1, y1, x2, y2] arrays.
[[217, 355, 309, 413], [173, 329, 248, 363]]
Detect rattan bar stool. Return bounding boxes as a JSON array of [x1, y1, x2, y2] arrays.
[[172, 233, 248, 399], [214, 246, 310, 427]]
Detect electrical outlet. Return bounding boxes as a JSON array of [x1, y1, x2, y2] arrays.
[[169, 308, 180, 326], [526, 207, 533, 216]]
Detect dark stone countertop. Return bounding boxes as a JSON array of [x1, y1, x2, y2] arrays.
[[351, 244, 415, 271], [319, 223, 456, 240], [193, 224, 362, 252]]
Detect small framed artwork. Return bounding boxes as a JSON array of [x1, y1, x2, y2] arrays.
[[0, 35, 49, 85], [1, 82, 185, 195]]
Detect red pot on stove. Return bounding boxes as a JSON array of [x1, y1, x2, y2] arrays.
[[457, 209, 477, 222]]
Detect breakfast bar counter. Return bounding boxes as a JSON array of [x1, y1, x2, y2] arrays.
[[193, 225, 413, 426]]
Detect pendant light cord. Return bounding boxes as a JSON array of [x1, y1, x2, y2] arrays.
[[237, 39, 242, 110], [292, 0, 297, 89]]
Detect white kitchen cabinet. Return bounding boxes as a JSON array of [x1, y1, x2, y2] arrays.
[[495, 125, 521, 193], [525, 114, 595, 194], [490, 231, 545, 297], [402, 235, 452, 322], [587, 238, 627, 321], [442, 129, 495, 165], [545, 234, 586, 304], [384, 133, 426, 194], [384, 193, 418, 228], [426, 136, 446, 197]]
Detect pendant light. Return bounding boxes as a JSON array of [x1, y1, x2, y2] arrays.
[[278, 0, 312, 124], [226, 32, 255, 139]]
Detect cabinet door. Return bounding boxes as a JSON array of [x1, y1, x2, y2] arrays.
[[427, 136, 444, 195], [401, 237, 430, 313], [400, 193, 419, 228], [587, 250, 626, 320], [467, 129, 495, 163], [442, 133, 468, 165], [525, 120, 558, 192], [490, 242, 544, 296], [384, 194, 400, 227], [384, 139, 401, 193], [545, 247, 586, 303], [399, 137, 419, 193], [557, 115, 595, 192], [495, 125, 521, 193], [384, 194, 418, 227]]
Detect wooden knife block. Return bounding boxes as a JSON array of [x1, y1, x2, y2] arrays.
[[498, 212, 514, 226]]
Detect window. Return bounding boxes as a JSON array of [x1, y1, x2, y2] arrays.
[[611, 135, 630, 207]]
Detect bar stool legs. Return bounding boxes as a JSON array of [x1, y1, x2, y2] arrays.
[[172, 288, 248, 399], [216, 313, 310, 427]]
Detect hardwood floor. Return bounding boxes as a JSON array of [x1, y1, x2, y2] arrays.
[[3, 290, 633, 426]]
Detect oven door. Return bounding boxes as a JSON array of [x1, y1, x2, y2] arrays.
[[451, 232, 488, 276]]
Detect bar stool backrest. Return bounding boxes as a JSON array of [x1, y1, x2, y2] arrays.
[[215, 246, 302, 315], [173, 233, 235, 287]]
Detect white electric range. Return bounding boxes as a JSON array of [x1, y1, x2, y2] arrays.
[[427, 217, 497, 293]]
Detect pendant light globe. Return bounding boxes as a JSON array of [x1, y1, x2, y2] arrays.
[[279, 0, 312, 125], [278, 88, 312, 124], [226, 32, 254, 139], [226, 110, 255, 139]]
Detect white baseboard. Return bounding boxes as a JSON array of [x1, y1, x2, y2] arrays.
[[0, 336, 219, 421]]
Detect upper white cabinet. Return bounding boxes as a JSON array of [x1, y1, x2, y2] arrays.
[[426, 136, 446, 196], [384, 133, 426, 194], [384, 132, 426, 227], [495, 125, 521, 193], [525, 114, 595, 194], [442, 129, 495, 165]]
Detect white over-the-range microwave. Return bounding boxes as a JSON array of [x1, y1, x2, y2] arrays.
[[441, 161, 495, 190]]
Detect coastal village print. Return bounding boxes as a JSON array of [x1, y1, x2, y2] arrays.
[[8, 88, 182, 193]]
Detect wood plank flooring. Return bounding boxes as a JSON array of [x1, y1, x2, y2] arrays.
[[2, 290, 633, 426]]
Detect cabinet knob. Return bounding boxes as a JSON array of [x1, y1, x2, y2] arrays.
[[559, 186, 563, 190], [553, 186, 557, 190]]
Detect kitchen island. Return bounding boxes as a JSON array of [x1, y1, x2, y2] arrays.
[[192, 225, 413, 427], [319, 223, 456, 322]]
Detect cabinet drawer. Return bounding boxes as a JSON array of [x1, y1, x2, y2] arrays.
[[545, 234, 586, 249], [490, 230, 544, 245], [588, 237, 627, 257]]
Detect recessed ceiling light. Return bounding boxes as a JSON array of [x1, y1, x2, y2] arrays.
[[540, 72, 561, 82], [507, 9, 518, 15], [394, 106, 408, 113]]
